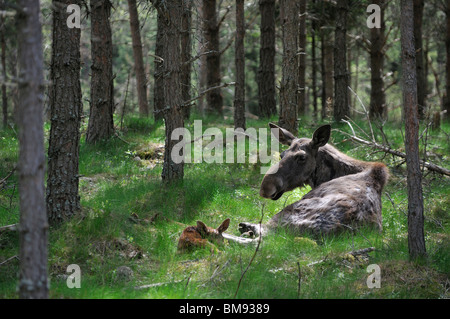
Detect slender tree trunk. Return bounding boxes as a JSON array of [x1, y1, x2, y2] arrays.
[[321, 28, 333, 120], [127, 0, 149, 117], [413, 0, 426, 120], [298, 0, 306, 117], [203, 0, 223, 115], [311, 4, 318, 120], [47, 0, 82, 224], [445, 1, 450, 122], [234, 0, 245, 130], [258, 0, 276, 118], [181, 0, 192, 119], [154, 13, 164, 121], [196, 4, 207, 115], [400, 0, 426, 261], [16, 0, 48, 298], [333, 0, 350, 122], [153, 0, 185, 182], [279, 0, 298, 135], [1, 6, 7, 129], [369, 0, 386, 120], [86, 0, 114, 143]]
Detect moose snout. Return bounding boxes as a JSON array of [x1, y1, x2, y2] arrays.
[[260, 175, 284, 200]]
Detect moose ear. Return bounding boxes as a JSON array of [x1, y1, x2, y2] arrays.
[[217, 218, 230, 233], [311, 124, 331, 149], [269, 123, 296, 146], [196, 221, 208, 235]]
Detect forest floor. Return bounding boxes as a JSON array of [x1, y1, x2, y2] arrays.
[[0, 113, 449, 299]]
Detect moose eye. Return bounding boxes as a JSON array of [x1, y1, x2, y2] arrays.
[[280, 151, 286, 159]]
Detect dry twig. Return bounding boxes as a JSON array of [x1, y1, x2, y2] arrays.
[[233, 204, 265, 298]]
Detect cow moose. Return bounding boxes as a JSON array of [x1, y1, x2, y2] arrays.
[[234, 123, 389, 241]]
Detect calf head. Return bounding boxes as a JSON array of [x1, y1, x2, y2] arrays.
[[177, 218, 231, 252], [260, 124, 331, 200], [196, 218, 230, 244]]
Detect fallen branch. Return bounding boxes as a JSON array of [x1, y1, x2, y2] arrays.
[[0, 166, 16, 187], [0, 223, 18, 233], [349, 247, 375, 256], [337, 126, 450, 176], [0, 255, 19, 267], [134, 278, 184, 290]]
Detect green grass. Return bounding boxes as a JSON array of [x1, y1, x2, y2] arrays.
[[0, 113, 449, 299]]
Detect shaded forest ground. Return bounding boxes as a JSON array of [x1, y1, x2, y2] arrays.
[[0, 113, 449, 298]]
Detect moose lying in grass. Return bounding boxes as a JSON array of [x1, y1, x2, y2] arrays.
[[177, 219, 231, 252], [177, 123, 389, 249], [237, 123, 389, 240]]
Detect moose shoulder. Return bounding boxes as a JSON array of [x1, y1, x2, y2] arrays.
[[238, 124, 389, 239]]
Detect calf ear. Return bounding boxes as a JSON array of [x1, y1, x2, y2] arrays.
[[196, 221, 209, 235], [217, 218, 230, 233], [269, 123, 296, 146], [311, 124, 331, 148]]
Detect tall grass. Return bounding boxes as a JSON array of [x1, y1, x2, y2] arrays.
[[0, 114, 448, 299]]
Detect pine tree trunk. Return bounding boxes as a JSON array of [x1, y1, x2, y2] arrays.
[[153, 0, 185, 182], [86, 0, 114, 143], [181, 0, 192, 120], [1, 8, 7, 129], [445, 1, 450, 122], [47, 0, 82, 224], [298, 0, 306, 116], [400, 0, 426, 261], [413, 0, 425, 120], [234, 0, 245, 130], [311, 5, 318, 120], [203, 0, 223, 115], [127, 0, 149, 117], [16, 0, 48, 298], [321, 29, 333, 120], [258, 0, 276, 118], [279, 0, 298, 135], [154, 12, 164, 121], [369, 0, 386, 120], [333, 0, 350, 122]]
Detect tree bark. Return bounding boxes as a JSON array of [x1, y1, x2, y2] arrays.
[[400, 0, 426, 261], [279, 0, 298, 135], [413, 0, 426, 120], [333, 0, 350, 122], [47, 0, 82, 224], [234, 0, 245, 130], [258, 0, 277, 118], [1, 5, 7, 128], [86, 0, 114, 143], [181, 0, 192, 120], [369, 0, 386, 120], [154, 12, 164, 121], [311, 1, 318, 120], [196, 4, 207, 115], [153, 0, 185, 182], [321, 27, 333, 120], [298, 0, 306, 117], [203, 0, 223, 115], [445, 0, 450, 122], [127, 0, 149, 117], [16, 0, 48, 298]]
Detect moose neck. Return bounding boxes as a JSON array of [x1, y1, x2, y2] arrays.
[[308, 144, 372, 189]]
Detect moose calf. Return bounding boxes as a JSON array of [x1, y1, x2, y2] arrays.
[[177, 219, 230, 252]]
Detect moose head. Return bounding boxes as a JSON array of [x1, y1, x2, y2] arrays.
[[260, 123, 331, 200]]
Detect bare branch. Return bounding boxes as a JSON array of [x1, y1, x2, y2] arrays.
[[233, 204, 265, 298]]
